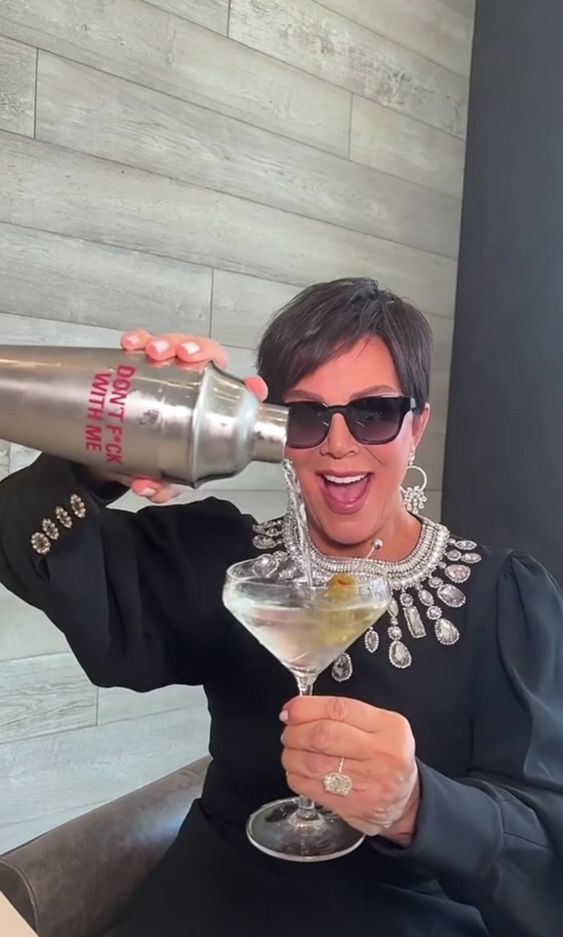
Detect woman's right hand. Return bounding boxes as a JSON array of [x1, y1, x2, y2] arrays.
[[99, 329, 268, 504]]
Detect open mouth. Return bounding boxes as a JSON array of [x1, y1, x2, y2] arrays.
[[317, 472, 373, 514]]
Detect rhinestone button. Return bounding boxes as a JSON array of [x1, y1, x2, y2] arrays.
[[55, 506, 73, 529], [427, 606, 442, 621], [70, 494, 87, 518], [31, 532, 51, 555], [41, 518, 59, 541]]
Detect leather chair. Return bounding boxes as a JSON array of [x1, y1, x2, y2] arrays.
[[0, 757, 210, 937]]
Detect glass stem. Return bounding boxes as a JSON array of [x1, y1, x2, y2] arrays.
[[295, 676, 318, 820]]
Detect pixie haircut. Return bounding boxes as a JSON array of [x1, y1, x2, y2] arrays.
[[257, 277, 433, 412]]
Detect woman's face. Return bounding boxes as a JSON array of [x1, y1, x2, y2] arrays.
[[285, 338, 429, 552]]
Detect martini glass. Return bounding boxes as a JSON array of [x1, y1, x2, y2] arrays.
[[223, 559, 390, 862]]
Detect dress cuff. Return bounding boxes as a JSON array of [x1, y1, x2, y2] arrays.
[[17, 454, 127, 563], [370, 761, 503, 881]]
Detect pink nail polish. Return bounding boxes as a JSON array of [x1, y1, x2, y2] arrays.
[[279, 709, 289, 723], [151, 339, 169, 354], [138, 486, 157, 497], [123, 334, 140, 349], [181, 341, 200, 356]]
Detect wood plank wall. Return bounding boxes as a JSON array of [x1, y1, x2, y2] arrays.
[[0, 0, 474, 852]]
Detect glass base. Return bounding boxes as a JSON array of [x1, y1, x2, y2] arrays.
[[246, 797, 365, 862]]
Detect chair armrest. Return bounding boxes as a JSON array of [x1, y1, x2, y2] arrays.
[[0, 757, 210, 937]]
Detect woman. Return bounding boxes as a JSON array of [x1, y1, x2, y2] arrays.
[[0, 277, 562, 936]]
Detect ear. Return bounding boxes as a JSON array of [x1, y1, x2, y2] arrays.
[[411, 403, 431, 451]]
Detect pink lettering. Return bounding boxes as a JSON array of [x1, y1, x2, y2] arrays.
[[117, 365, 136, 379], [91, 372, 111, 394]]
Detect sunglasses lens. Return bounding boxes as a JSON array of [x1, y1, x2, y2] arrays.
[[286, 398, 410, 448], [347, 398, 406, 444], [287, 404, 328, 448]]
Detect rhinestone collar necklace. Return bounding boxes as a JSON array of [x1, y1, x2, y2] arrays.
[[283, 509, 450, 590], [252, 510, 482, 677]]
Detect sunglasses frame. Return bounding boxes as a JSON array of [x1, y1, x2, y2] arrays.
[[286, 395, 417, 449]]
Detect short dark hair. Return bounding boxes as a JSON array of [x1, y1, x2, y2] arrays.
[[257, 277, 433, 412]]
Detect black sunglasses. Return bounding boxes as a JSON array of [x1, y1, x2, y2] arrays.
[[286, 396, 416, 449]]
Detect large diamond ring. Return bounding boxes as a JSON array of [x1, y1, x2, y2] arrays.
[[323, 757, 353, 796]]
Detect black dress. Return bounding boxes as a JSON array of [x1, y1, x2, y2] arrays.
[[1, 453, 563, 937]]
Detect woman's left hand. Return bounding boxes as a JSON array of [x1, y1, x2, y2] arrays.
[[280, 696, 420, 844]]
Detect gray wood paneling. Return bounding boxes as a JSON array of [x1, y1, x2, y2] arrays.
[[427, 313, 454, 431], [212, 271, 299, 348], [317, 0, 473, 77], [0, 133, 457, 317], [229, 0, 469, 138], [0, 309, 122, 346], [441, 0, 475, 17], [425, 490, 442, 522], [0, 653, 96, 743], [0, 0, 350, 155], [417, 430, 446, 492], [0, 585, 68, 661], [142, 0, 229, 34], [0, 222, 211, 334], [350, 95, 466, 199], [98, 683, 207, 724], [36, 54, 461, 259], [1, 708, 209, 830], [0, 34, 36, 137]]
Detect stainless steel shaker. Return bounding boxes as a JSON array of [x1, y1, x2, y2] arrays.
[[0, 346, 288, 486]]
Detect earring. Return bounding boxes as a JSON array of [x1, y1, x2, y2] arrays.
[[401, 451, 428, 516]]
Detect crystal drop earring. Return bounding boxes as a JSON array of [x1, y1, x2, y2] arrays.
[[400, 451, 428, 516]]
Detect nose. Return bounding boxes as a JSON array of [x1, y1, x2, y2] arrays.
[[320, 413, 359, 458]]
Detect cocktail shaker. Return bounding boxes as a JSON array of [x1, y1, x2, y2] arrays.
[[0, 346, 288, 486]]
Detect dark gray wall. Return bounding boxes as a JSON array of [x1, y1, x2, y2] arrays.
[[443, 0, 563, 583]]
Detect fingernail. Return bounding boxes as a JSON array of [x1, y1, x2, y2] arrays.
[[279, 709, 289, 723], [150, 339, 169, 354], [138, 486, 157, 497], [181, 341, 200, 356], [123, 334, 141, 349]]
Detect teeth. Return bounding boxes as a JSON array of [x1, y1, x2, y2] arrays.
[[324, 474, 367, 485]]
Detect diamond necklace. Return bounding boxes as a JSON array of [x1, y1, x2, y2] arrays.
[[252, 511, 482, 678]]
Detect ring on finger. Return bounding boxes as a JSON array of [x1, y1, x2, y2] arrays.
[[323, 756, 353, 797]]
